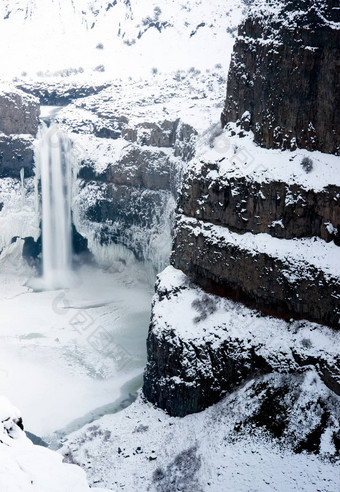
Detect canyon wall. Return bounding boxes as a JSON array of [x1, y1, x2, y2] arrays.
[[143, 0, 340, 425]]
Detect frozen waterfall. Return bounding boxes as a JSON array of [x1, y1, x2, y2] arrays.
[[38, 124, 73, 289]]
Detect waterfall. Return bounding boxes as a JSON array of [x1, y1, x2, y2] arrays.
[[38, 123, 73, 289]]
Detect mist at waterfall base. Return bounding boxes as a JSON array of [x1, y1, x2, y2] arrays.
[[0, 124, 155, 441]]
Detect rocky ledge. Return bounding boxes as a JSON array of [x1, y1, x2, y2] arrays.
[[172, 215, 340, 328], [179, 161, 340, 244]]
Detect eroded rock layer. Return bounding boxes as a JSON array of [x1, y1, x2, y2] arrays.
[[179, 161, 340, 244], [171, 216, 340, 328]]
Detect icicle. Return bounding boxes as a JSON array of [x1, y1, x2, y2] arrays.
[[20, 167, 25, 206]]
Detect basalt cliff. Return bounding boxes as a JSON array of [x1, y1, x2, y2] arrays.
[[143, 0, 340, 455], [221, 0, 340, 155]]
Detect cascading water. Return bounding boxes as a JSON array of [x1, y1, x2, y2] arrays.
[[38, 123, 73, 289]]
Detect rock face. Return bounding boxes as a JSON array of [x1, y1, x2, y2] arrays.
[[0, 87, 40, 178], [73, 133, 187, 267], [171, 160, 340, 328], [0, 87, 39, 135], [221, 0, 340, 155], [0, 134, 36, 178], [17, 80, 111, 106]]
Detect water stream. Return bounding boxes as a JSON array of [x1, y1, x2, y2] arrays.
[[39, 123, 73, 289]]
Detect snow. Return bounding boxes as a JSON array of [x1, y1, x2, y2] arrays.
[[0, 177, 40, 252], [0, 1, 338, 490], [61, 265, 335, 490], [0, 82, 39, 106], [50, 68, 232, 271], [243, 0, 340, 36], [0, 0, 244, 80], [154, 266, 340, 369], [59, 385, 340, 491], [55, 68, 229, 136], [0, 260, 154, 439], [0, 396, 110, 491]]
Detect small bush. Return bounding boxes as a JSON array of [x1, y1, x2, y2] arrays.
[[301, 156, 313, 173], [192, 294, 218, 323], [94, 64, 105, 73], [301, 338, 313, 349]]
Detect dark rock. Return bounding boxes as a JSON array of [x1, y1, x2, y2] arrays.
[[240, 373, 340, 455], [86, 185, 166, 229], [22, 236, 42, 264], [84, 183, 174, 261], [72, 224, 91, 257], [0, 88, 39, 135], [16, 81, 111, 106], [0, 135, 35, 178], [0, 88, 39, 178], [15, 417, 24, 431], [221, 0, 340, 154], [143, 268, 340, 419], [143, 0, 340, 426], [101, 147, 175, 192], [9, 236, 41, 269], [144, 320, 270, 417], [78, 164, 96, 181], [122, 119, 197, 161], [75, 135, 184, 264], [21, 227, 91, 267], [93, 125, 121, 139]]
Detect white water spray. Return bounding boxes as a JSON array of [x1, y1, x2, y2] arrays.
[[38, 123, 73, 289]]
